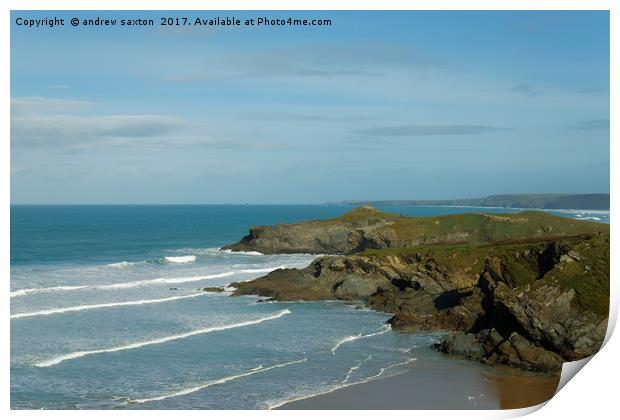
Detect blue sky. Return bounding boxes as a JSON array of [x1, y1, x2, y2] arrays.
[[10, 11, 610, 204]]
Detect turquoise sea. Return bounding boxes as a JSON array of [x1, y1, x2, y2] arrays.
[[10, 205, 609, 409]]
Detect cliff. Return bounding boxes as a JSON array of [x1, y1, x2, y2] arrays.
[[222, 206, 607, 255], [228, 208, 609, 372]]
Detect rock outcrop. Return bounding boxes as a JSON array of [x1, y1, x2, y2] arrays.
[[436, 329, 565, 372], [222, 206, 607, 255], [228, 208, 609, 372]]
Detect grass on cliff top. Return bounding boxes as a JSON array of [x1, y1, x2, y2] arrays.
[[554, 234, 609, 316], [335, 206, 608, 244]]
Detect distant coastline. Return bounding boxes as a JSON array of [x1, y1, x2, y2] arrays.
[[338, 194, 610, 211]]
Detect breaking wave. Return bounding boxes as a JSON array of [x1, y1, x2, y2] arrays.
[[10, 285, 88, 298], [34, 309, 291, 368], [267, 357, 416, 409], [11, 292, 207, 320], [330, 325, 392, 354], [163, 255, 196, 264], [221, 249, 264, 256], [106, 261, 136, 268], [10, 266, 285, 298], [127, 356, 306, 404]]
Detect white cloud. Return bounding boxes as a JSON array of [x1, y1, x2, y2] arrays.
[[11, 96, 95, 115], [10, 97, 200, 150]]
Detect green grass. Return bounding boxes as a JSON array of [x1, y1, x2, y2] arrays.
[[334, 207, 608, 245], [554, 234, 610, 316]]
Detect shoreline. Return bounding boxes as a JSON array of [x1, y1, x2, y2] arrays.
[[276, 355, 561, 410]]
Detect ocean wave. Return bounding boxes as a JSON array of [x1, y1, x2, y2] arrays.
[[361, 358, 417, 381], [330, 325, 391, 354], [96, 272, 236, 289], [10, 266, 284, 298], [267, 356, 415, 409], [341, 354, 373, 383], [34, 309, 291, 368], [342, 360, 363, 383], [127, 356, 306, 404], [11, 292, 207, 320], [9, 274, 229, 297], [164, 255, 196, 264], [106, 261, 135, 268], [10, 285, 89, 298], [549, 209, 610, 215], [575, 216, 603, 221], [220, 249, 264, 256]]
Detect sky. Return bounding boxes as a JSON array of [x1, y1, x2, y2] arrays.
[[10, 10, 610, 204]]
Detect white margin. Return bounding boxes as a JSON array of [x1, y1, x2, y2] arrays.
[[2, 1, 616, 420]]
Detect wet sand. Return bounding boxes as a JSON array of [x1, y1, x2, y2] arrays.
[[278, 355, 560, 410]]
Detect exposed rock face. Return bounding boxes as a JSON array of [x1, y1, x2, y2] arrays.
[[232, 250, 480, 303], [475, 253, 609, 361], [231, 232, 609, 372], [222, 206, 607, 255], [222, 207, 394, 254], [436, 330, 565, 372]]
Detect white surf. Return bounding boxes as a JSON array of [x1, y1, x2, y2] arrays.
[[34, 309, 291, 368]]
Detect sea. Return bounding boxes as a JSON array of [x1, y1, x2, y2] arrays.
[[10, 204, 610, 409]]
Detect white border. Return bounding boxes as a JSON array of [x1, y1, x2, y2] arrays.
[[2, 2, 617, 420]]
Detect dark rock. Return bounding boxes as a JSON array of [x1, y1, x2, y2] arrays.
[[437, 329, 565, 372], [256, 298, 276, 303], [203, 287, 226, 293], [435, 332, 483, 359]]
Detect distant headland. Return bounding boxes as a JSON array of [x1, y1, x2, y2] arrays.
[[337, 194, 610, 211]]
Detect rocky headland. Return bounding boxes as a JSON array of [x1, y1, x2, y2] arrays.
[[225, 207, 609, 372], [342, 193, 610, 211]]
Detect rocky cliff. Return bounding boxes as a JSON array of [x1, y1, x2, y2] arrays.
[[222, 206, 607, 255], [228, 208, 609, 372]]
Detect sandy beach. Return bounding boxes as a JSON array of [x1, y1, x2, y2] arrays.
[[278, 355, 560, 410]]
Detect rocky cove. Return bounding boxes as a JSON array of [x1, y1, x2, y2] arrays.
[[225, 207, 610, 373]]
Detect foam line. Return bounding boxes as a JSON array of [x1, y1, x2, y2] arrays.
[[11, 292, 207, 320], [341, 355, 373, 383], [128, 356, 306, 404], [94, 272, 236, 289], [10, 285, 89, 297], [342, 360, 363, 383], [267, 357, 416, 409], [220, 249, 264, 256], [34, 309, 291, 368], [330, 325, 391, 354], [363, 358, 417, 381], [10, 266, 284, 298], [164, 255, 196, 263], [107, 261, 135, 268]]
